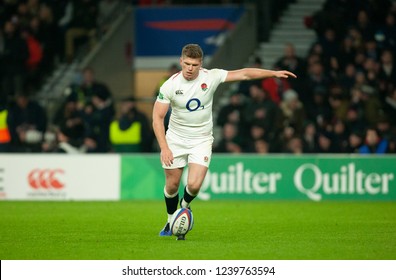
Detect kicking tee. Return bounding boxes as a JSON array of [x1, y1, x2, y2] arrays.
[[157, 68, 228, 139]]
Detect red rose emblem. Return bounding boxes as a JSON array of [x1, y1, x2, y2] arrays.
[[201, 83, 208, 91]]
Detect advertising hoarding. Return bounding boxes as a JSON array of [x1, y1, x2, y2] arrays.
[[0, 155, 120, 201], [121, 155, 396, 201]]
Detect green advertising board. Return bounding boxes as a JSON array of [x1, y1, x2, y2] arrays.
[[121, 155, 396, 201]]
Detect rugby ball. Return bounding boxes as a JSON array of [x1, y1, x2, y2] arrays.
[[170, 208, 194, 236]]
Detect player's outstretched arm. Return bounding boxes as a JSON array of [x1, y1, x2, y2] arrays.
[[225, 68, 297, 82]]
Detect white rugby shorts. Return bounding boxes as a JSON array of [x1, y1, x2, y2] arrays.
[[163, 131, 214, 169]]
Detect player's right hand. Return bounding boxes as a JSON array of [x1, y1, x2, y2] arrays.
[[161, 148, 174, 167]]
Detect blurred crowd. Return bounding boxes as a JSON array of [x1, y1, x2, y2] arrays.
[[1, 0, 396, 155], [0, 65, 153, 153], [0, 0, 153, 154], [214, 0, 396, 154], [0, 0, 120, 103]]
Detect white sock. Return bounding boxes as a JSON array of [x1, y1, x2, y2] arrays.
[[164, 187, 178, 198], [181, 198, 188, 208], [181, 185, 195, 208]]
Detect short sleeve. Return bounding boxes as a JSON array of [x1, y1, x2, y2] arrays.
[[209, 68, 228, 84], [157, 79, 172, 104]]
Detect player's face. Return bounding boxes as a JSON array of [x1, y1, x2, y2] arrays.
[[180, 56, 202, 81]]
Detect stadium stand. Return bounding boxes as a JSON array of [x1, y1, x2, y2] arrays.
[[214, 0, 396, 154], [1, 0, 395, 154]]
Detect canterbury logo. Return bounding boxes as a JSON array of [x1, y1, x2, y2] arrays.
[[28, 169, 65, 189]]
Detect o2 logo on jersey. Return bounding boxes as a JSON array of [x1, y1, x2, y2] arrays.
[[186, 98, 205, 112]]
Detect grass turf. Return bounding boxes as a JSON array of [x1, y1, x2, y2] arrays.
[[0, 201, 395, 260]]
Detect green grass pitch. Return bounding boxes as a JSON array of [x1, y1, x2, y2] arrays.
[[0, 201, 395, 260]]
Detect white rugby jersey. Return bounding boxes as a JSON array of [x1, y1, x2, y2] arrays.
[[157, 68, 228, 138]]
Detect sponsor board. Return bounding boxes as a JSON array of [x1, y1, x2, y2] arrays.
[[121, 155, 396, 201], [0, 167, 5, 199], [0, 155, 120, 200]]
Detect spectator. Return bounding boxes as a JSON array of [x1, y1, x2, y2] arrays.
[[64, 0, 98, 62], [276, 89, 306, 135], [339, 63, 357, 92], [302, 121, 317, 153], [285, 136, 303, 154], [367, 0, 392, 25], [317, 28, 339, 59], [216, 91, 246, 134], [364, 40, 379, 61], [213, 122, 243, 153], [251, 138, 270, 154], [315, 130, 336, 153], [332, 119, 349, 153], [305, 62, 331, 107], [53, 95, 86, 147], [359, 85, 383, 126], [307, 42, 324, 62], [327, 56, 342, 83], [383, 87, 396, 126], [26, 0, 40, 18], [338, 36, 357, 69], [274, 43, 306, 93], [244, 84, 278, 132], [7, 92, 47, 152], [328, 85, 349, 122], [82, 90, 114, 153], [306, 86, 332, 130], [310, 0, 348, 38], [15, 1, 30, 30], [375, 116, 392, 141], [51, 124, 88, 154], [346, 26, 364, 54], [378, 49, 396, 93], [0, 100, 11, 153], [261, 64, 291, 105], [55, 0, 74, 61], [346, 130, 364, 153], [353, 51, 367, 73], [354, 10, 376, 42], [109, 97, 152, 153], [345, 105, 366, 135], [1, 20, 29, 101], [388, 135, 396, 153], [363, 57, 380, 90], [272, 125, 296, 153], [68, 67, 114, 112], [375, 12, 396, 51], [37, 3, 58, 76], [359, 127, 389, 154], [245, 121, 270, 151], [21, 25, 43, 91]]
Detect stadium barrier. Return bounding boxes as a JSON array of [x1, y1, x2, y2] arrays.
[[1, 154, 395, 201], [0, 154, 120, 201]]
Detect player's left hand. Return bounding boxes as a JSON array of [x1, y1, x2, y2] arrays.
[[274, 70, 297, 79]]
